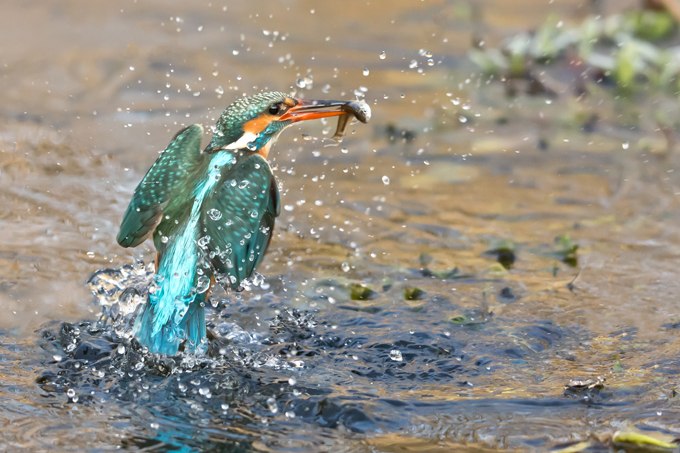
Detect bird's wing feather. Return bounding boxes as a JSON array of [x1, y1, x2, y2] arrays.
[[117, 124, 205, 247], [199, 153, 279, 288]]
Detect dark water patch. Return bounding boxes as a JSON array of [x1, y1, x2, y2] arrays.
[[644, 356, 680, 375], [14, 132, 678, 441], [609, 326, 638, 340], [497, 286, 519, 302], [408, 223, 464, 239], [32, 259, 593, 450]]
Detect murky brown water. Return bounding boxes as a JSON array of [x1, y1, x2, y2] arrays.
[[2, 0, 680, 451]]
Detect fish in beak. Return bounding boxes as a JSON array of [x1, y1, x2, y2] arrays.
[[280, 99, 371, 139]]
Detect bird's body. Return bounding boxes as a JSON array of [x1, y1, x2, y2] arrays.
[[117, 92, 369, 355]]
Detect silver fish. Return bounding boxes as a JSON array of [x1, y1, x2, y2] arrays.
[[333, 100, 371, 139]]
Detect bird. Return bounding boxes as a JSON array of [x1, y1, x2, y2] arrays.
[[116, 91, 369, 355]]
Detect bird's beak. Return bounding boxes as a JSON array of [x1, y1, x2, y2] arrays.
[[278, 99, 348, 123]]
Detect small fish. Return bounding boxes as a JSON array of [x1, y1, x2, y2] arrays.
[[333, 100, 371, 139]]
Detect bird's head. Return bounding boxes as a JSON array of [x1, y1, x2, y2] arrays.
[[207, 91, 353, 158]]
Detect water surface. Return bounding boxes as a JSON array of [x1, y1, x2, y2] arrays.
[[2, 0, 680, 451]]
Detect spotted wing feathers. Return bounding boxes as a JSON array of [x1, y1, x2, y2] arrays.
[[199, 154, 279, 288], [117, 124, 204, 247]]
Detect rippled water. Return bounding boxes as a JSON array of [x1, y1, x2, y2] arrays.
[[2, 0, 680, 451]]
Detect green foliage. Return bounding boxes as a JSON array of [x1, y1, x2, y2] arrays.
[[449, 315, 468, 324], [486, 239, 516, 269], [404, 287, 425, 301], [612, 431, 677, 450], [554, 235, 578, 267], [626, 9, 675, 41], [349, 283, 377, 301], [470, 8, 680, 96]]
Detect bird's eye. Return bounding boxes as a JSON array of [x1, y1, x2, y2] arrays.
[[268, 103, 285, 115]]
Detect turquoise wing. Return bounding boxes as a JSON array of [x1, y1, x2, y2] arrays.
[[117, 124, 204, 247], [199, 153, 280, 288]]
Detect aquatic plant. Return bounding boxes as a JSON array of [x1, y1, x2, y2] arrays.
[[470, 9, 680, 95]]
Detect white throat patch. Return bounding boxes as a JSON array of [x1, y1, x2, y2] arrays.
[[223, 131, 258, 150]]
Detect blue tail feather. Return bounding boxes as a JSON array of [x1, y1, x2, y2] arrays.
[[182, 301, 206, 352], [133, 294, 207, 355]]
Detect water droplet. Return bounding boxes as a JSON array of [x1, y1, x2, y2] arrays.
[[266, 397, 278, 414], [379, 51, 386, 60], [250, 210, 259, 219], [362, 67, 370, 76], [160, 235, 169, 244], [389, 349, 403, 362], [198, 387, 212, 398], [207, 208, 222, 221], [341, 262, 350, 272], [382, 175, 390, 185], [622, 142, 629, 150], [53, 354, 62, 362], [66, 388, 76, 398], [295, 76, 313, 89], [117, 345, 126, 354], [238, 180, 250, 189], [197, 235, 211, 248], [409, 60, 418, 69], [195, 275, 211, 294], [150, 422, 160, 430]]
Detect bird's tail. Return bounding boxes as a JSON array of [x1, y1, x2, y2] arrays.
[[133, 292, 207, 355]]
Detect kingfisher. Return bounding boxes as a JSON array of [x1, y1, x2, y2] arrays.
[[116, 91, 370, 355]]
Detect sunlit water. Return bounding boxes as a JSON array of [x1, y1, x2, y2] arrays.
[[2, 0, 680, 451]]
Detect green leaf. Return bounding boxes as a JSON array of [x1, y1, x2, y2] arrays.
[[404, 287, 426, 301], [349, 283, 377, 301], [612, 431, 677, 450], [554, 234, 579, 267]]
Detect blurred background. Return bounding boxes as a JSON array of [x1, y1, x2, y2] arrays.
[[2, 0, 680, 451]]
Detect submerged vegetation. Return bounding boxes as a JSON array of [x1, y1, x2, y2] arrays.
[[470, 6, 680, 95]]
